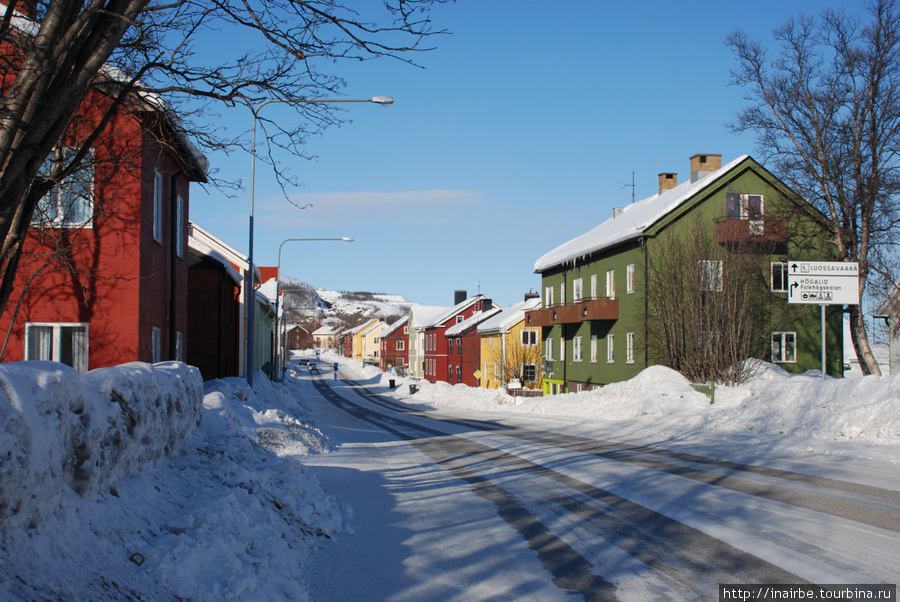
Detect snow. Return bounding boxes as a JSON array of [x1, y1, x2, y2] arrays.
[[2, 353, 899, 599]]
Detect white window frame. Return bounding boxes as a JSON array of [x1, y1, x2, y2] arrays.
[[153, 170, 165, 244], [545, 337, 554, 361], [24, 322, 89, 373], [771, 262, 789, 292], [607, 334, 615, 363], [521, 329, 539, 347], [176, 195, 185, 258], [522, 363, 538, 383], [573, 277, 583, 303], [772, 332, 797, 363], [699, 260, 723, 292], [560, 282, 566, 306], [626, 264, 635, 294], [33, 147, 95, 228], [573, 336, 583, 362], [590, 335, 598, 363], [152, 326, 162, 363], [626, 332, 635, 364], [396, 340, 405, 351], [545, 285, 554, 308], [606, 270, 616, 299]]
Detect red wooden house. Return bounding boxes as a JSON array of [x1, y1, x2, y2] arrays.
[[380, 315, 409, 375], [446, 307, 501, 387], [0, 83, 206, 371], [421, 292, 496, 384]]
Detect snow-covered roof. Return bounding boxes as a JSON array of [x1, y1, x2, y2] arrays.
[[534, 155, 750, 272], [381, 315, 409, 338], [188, 236, 242, 285], [409, 305, 448, 330], [446, 308, 502, 337], [313, 325, 341, 336], [422, 295, 500, 329], [478, 297, 542, 335]]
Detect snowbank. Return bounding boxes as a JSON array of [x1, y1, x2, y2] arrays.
[[0, 361, 203, 527]]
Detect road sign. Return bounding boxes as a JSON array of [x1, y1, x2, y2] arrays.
[[787, 261, 859, 305]]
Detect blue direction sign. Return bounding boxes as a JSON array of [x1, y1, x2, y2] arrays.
[[787, 261, 859, 305]]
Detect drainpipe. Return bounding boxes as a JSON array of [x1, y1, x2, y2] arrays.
[[169, 170, 184, 360]]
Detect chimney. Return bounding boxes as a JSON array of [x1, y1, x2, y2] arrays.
[[454, 290, 467, 305], [690, 154, 722, 183], [658, 172, 677, 194], [613, 207, 624, 218], [524, 291, 540, 302], [480, 298, 493, 312]]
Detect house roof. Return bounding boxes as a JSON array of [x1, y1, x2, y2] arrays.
[[381, 315, 409, 338], [188, 236, 242, 285], [534, 155, 751, 273], [446, 307, 502, 337], [409, 305, 449, 330], [477, 297, 542, 335], [422, 295, 500, 329], [312, 325, 341, 336]]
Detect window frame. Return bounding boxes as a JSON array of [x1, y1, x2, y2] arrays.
[[771, 262, 789, 292], [33, 147, 95, 229], [626, 264, 635, 294], [24, 322, 89, 373], [607, 333, 615, 363], [521, 329, 539, 347], [699, 260, 724, 292], [153, 170, 165, 244], [573, 335, 583, 362], [772, 331, 797, 363]]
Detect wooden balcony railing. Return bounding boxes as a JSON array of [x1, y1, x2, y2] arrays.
[[717, 217, 788, 245], [524, 298, 618, 327]]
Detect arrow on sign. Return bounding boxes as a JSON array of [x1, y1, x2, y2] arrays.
[[791, 281, 799, 295], [791, 262, 800, 273]]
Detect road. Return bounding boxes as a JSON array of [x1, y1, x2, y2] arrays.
[[296, 366, 900, 601]]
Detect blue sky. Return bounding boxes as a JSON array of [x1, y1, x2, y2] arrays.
[[190, 0, 857, 309]]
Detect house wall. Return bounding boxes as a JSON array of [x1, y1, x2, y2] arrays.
[[381, 326, 409, 375], [0, 97, 195, 371], [186, 258, 239, 379]]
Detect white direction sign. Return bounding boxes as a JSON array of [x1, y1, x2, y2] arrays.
[[787, 261, 860, 305]]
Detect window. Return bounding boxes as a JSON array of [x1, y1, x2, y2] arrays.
[[521, 329, 539, 346], [152, 326, 162, 363], [545, 337, 554, 361], [403, 325, 409, 334], [699, 260, 723, 292], [545, 285, 554, 308], [176, 331, 184, 362], [607, 334, 615, 363], [573, 278, 583, 303], [727, 193, 764, 234], [560, 282, 566, 306], [494, 362, 499, 380], [456, 366, 461, 381], [772, 332, 797, 363], [591, 274, 598, 300], [606, 270, 616, 299], [626, 264, 635, 294], [573, 336, 583, 362], [396, 340, 405, 351], [456, 316, 464, 324], [176, 195, 185, 258], [25, 323, 88, 373], [590, 335, 598, 363], [153, 170, 165, 243], [626, 332, 634, 364], [522, 363, 538, 383], [33, 148, 94, 228], [771, 262, 788, 292]]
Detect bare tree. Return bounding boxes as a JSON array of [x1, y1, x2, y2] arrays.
[[0, 0, 448, 318], [727, 0, 900, 375], [645, 217, 772, 385], [482, 330, 543, 390]]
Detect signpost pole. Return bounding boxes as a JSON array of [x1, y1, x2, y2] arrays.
[[821, 305, 826, 380]]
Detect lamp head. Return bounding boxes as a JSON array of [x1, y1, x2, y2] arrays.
[[371, 96, 394, 106]]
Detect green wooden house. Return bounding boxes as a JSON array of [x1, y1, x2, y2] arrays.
[[527, 153, 843, 394]]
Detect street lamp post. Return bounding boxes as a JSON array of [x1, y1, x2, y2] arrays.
[[275, 237, 353, 381], [245, 96, 392, 385]]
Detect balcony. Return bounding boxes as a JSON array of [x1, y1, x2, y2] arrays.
[[717, 217, 788, 246], [525, 298, 619, 327]]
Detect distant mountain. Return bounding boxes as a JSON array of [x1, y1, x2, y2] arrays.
[[277, 275, 416, 330]]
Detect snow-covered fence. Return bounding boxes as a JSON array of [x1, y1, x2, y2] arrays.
[[0, 361, 203, 527]]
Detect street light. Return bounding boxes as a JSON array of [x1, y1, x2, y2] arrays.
[[245, 96, 392, 385], [274, 236, 354, 380]]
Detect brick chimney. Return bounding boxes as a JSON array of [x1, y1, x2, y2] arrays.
[[658, 172, 677, 194], [690, 154, 722, 183]]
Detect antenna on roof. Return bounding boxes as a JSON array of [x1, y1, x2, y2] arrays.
[[622, 171, 635, 203]]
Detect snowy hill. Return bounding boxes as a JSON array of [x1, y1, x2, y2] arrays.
[[272, 274, 419, 329]]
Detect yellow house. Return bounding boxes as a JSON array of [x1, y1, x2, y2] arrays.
[[477, 297, 543, 391], [358, 320, 388, 365]]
